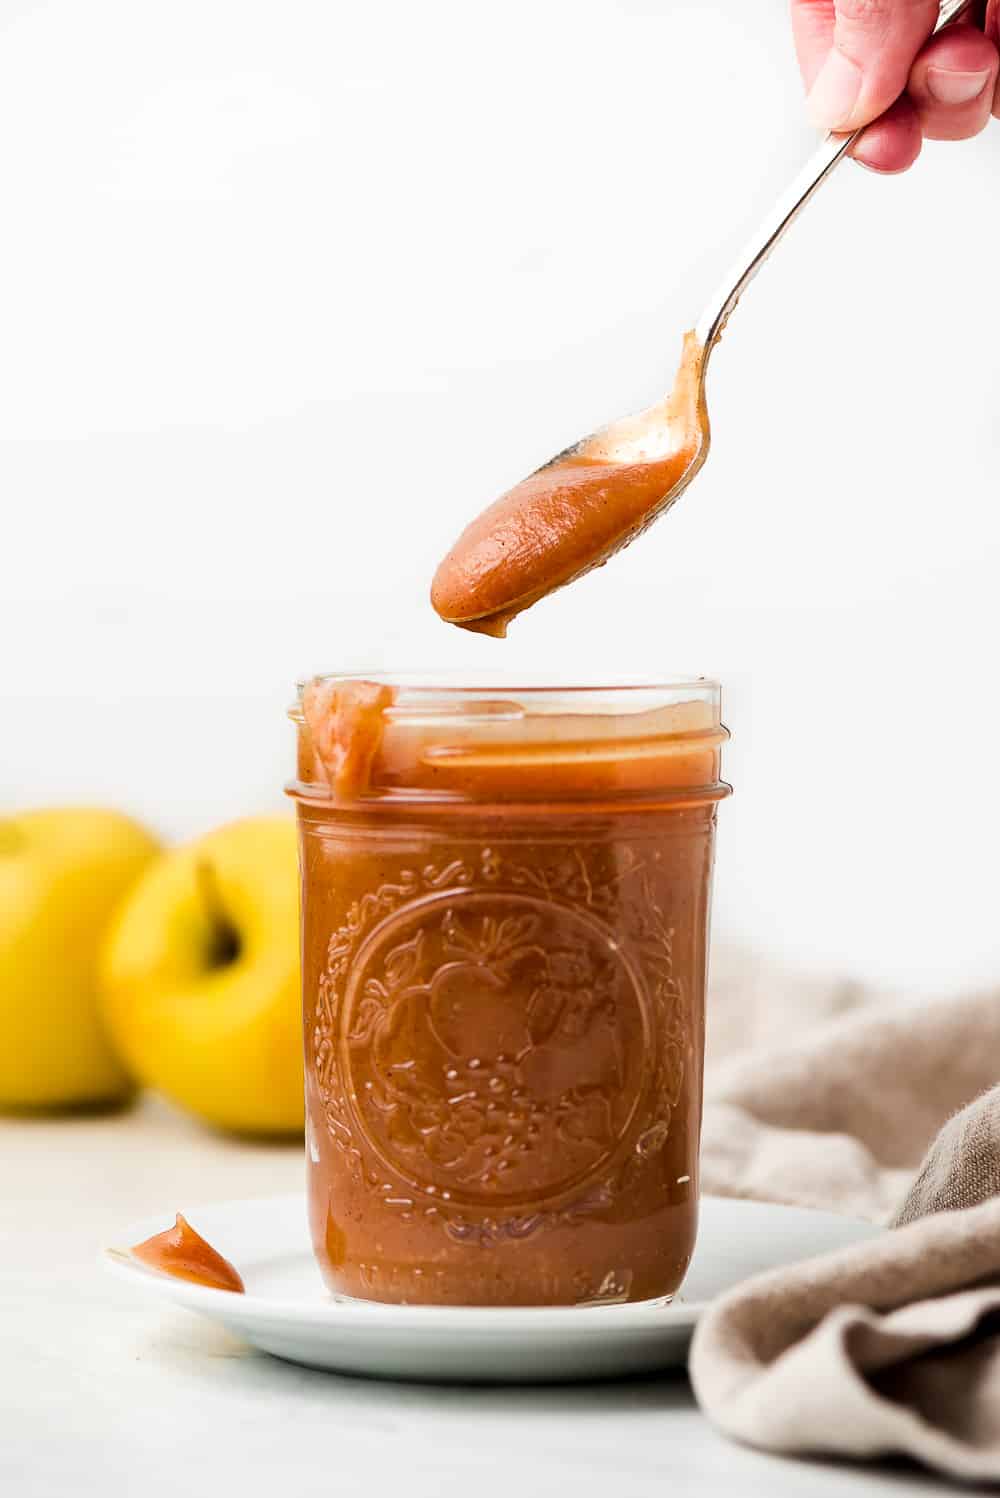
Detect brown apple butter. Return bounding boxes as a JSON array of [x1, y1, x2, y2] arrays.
[[289, 676, 728, 1306], [130, 1214, 245, 1293], [431, 331, 708, 636]]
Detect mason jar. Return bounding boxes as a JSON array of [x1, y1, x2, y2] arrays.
[[288, 675, 729, 1307]]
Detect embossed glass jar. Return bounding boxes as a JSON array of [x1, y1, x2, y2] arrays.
[[288, 675, 729, 1307]]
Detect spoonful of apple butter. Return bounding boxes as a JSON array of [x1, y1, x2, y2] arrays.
[[433, 330, 709, 638], [431, 0, 970, 638]]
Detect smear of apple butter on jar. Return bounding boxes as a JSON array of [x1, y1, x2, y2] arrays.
[[301, 678, 394, 802], [130, 1213, 245, 1293]]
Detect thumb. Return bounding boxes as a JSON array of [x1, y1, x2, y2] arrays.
[[807, 0, 941, 130]]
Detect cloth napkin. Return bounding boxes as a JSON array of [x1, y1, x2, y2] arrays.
[[690, 949, 1000, 1484]]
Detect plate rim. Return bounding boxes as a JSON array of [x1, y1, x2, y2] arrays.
[[102, 1191, 879, 1332]]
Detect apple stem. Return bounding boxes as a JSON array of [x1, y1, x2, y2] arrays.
[[194, 858, 242, 969]]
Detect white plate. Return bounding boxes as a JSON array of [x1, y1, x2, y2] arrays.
[[105, 1193, 877, 1383]]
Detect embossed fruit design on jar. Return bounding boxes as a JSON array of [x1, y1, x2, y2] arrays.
[[288, 676, 729, 1307]]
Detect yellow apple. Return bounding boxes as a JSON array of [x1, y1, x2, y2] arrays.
[[0, 807, 161, 1108], [100, 817, 303, 1135]]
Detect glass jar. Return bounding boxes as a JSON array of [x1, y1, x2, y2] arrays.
[[288, 675, 729, 1307]]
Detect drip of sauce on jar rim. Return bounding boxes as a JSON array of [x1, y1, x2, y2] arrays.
[[301, 677, 393, 801], [130, 1213, 245, 1293], [431, 331, 708, 636]]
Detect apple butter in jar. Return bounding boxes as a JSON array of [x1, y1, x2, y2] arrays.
[[288, 675, 729, 1307]]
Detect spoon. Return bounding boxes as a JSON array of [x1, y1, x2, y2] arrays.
[[431, 0, 973, 638]]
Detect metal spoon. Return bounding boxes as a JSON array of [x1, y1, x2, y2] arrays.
[[432, 0, 974, 636], [696, 0, 973, 352]]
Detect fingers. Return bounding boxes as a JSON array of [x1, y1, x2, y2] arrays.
[[850, 95, 923, 170], [803, 0, 940, 131], [791, 0, 1000, 172], [908, 24, 999, 139]]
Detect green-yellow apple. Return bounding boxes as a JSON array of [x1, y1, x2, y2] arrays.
[[100, 817, 303, 1135], [0, 807, 161, 1108]]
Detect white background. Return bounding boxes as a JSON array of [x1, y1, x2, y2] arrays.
[[3, 0, 999, 995]]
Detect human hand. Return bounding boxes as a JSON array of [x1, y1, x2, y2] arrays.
[[791, 1, 1000, 172]]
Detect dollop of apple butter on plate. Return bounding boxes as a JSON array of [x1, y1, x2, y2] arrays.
[[112, 1213, 245, 1293]]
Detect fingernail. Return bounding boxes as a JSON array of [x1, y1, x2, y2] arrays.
[[926, 67, 992, 104], [807, 50, 863, 129]]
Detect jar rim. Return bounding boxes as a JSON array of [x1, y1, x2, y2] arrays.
[[290, 671, 721, 724], [296, 669, 717, 694], [289, 671, 728, 811]]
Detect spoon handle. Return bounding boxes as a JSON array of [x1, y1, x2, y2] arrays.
[[694, 0, 975, 351]]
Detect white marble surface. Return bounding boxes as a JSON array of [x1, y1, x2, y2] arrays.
[[0, 1097, 951, 1497]]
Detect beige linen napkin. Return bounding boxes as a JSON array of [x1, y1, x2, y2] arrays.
[[690, 957, 1000, 1483]]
